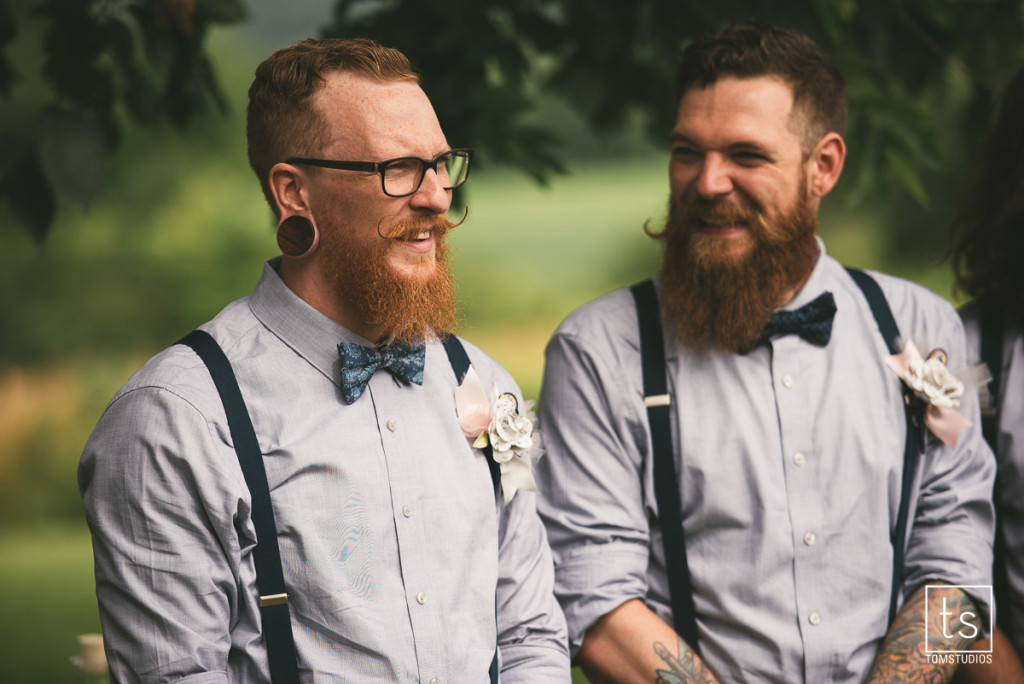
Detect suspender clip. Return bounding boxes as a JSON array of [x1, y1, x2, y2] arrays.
[[644, 394, 671, 408], [260, 593, 289, 607]]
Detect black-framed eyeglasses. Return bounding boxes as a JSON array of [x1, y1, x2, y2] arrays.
[[286, 148, 473, 198]]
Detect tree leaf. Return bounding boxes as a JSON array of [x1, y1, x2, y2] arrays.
[[36, 104, 108, 207]]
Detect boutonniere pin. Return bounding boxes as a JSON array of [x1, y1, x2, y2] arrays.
[[454, 366, 539, 504], [885, 340, 972, 448]]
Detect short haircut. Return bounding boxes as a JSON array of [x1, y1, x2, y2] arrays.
[[674, 20, 847, 149], [247, 38, 419, 214]]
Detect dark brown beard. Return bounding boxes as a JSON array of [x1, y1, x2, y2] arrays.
[[322, 215, 458, 344], [655, 190, 819, 352]]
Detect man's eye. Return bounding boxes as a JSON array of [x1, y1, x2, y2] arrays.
[[386, 159, 420, 175], [734, 152, 768, 164]]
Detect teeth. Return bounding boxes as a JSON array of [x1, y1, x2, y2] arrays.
[[415, 231, 430, 240]]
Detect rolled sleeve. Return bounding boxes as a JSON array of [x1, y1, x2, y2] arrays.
[[902, 308, 997, 631], [535, 320, 653, 655], [494, 489, 571, 681], [463, 346, 570, 681]]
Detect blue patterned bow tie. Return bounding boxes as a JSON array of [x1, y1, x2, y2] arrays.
[[337, 341, 426, 404], [756, 291, 837, 348]]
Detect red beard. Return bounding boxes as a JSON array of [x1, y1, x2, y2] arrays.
[[654, 190, 819, 352], [322, 214, 459, 344]]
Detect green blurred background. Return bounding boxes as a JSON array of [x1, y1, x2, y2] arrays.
[[0, 1, 999, 681]]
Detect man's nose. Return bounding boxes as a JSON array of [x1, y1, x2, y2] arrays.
[[695, 154, 733, 198]]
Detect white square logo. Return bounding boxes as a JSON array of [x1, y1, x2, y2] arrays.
[[923, 584, 993, 654]]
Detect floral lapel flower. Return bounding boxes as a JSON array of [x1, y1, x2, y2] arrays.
[[885, 340, 971, 448], [454, 366, 539, 504]]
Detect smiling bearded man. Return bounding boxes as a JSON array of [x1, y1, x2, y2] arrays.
[[324, 212, 459, 344], [654, 169, 819, 352], [78, 37, 569, 684], [535, 19, 994, 684]]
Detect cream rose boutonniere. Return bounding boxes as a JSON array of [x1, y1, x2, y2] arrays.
[[454, 366, 539, 504], [885, 340, 972, 448]]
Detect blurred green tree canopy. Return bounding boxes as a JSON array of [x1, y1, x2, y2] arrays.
[[3, 0, 1024, 242]]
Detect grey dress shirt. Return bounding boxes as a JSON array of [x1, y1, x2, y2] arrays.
[[79, 260, 569, 683], [962, 303, 1024, 658], [535, 241, 994, 683]]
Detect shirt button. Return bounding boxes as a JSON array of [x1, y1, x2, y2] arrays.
[[402, 505, 413, 518], [803, 531, 817, 546], [416, 591, 427, 605], [793, 452, 806, 467], [808, 611, 821, 625], [386, 419, 397, 432], [782, 374, 794, 388]]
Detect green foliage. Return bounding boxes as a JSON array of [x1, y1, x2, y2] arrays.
[[0, 0, 247, 241], [320, 0, 1024, 217]]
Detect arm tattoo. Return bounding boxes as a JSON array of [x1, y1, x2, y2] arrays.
[[653, 637, 718, 684], [865, 584, 981, 684]]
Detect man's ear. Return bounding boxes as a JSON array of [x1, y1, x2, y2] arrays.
[[807, 132, 846, 198], [269, 162, 310, 216]]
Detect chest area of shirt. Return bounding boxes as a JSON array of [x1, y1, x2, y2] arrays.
[[663, 334, 906, 516]]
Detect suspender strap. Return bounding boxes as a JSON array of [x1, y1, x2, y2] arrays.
[[629, 279, 701, 654], [443, 334, 502, 497], [178, 330, 300, 684], [978, 301, 1009, 630], [844, 267, 923, 627], [441, 333, 500, 684]]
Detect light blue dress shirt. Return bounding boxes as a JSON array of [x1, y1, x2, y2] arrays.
[[535, 241, 994, 683], [79, 260, 569, 683], [962, 303, 1024, 658]]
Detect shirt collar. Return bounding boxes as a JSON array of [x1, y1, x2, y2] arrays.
[[248, 258, 373, 385], [777, 235, 829, 312]]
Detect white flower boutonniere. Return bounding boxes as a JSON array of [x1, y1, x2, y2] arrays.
[[454, 366, 539, 504], [885, 340, 972, 448]]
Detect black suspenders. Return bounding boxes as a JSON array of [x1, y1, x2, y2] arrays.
[[179, 330, 300, 684], [629, 280, 701, 653], [630, 268, 923, 651], [843, 267, 925, 626], [179, 330, 500, 683]]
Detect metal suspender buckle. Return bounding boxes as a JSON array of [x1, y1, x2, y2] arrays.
[[259, 593, 289, 607], [644, 394, 671, 408]]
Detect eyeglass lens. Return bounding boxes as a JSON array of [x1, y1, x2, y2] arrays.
[[382, 151, 469, 196]]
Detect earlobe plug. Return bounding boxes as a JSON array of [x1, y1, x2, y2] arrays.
[[277, 215, 320, 257]]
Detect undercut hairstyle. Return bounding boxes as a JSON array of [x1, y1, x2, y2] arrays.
[[674, 20, 847, 151], [951, 64, 1024, 319], [246, 38, 419, 214]]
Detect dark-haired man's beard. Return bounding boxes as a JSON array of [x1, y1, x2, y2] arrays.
[[657, 189, 819, 353], [322, 215, 458, 345]]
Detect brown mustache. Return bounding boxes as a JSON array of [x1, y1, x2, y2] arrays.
[[683, 198, 758, 226], [377, 206, 469, 241]]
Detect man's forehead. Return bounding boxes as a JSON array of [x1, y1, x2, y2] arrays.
[[314, 71, 444, 155], [674, 75, 803, 144]]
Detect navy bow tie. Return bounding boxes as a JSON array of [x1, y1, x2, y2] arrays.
[[756, 291, 837, 348], [337, 341, 426, 404]]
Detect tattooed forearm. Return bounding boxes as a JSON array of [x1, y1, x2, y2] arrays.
[[865, 583, 981, 684], [653, 637, 720, 684]]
